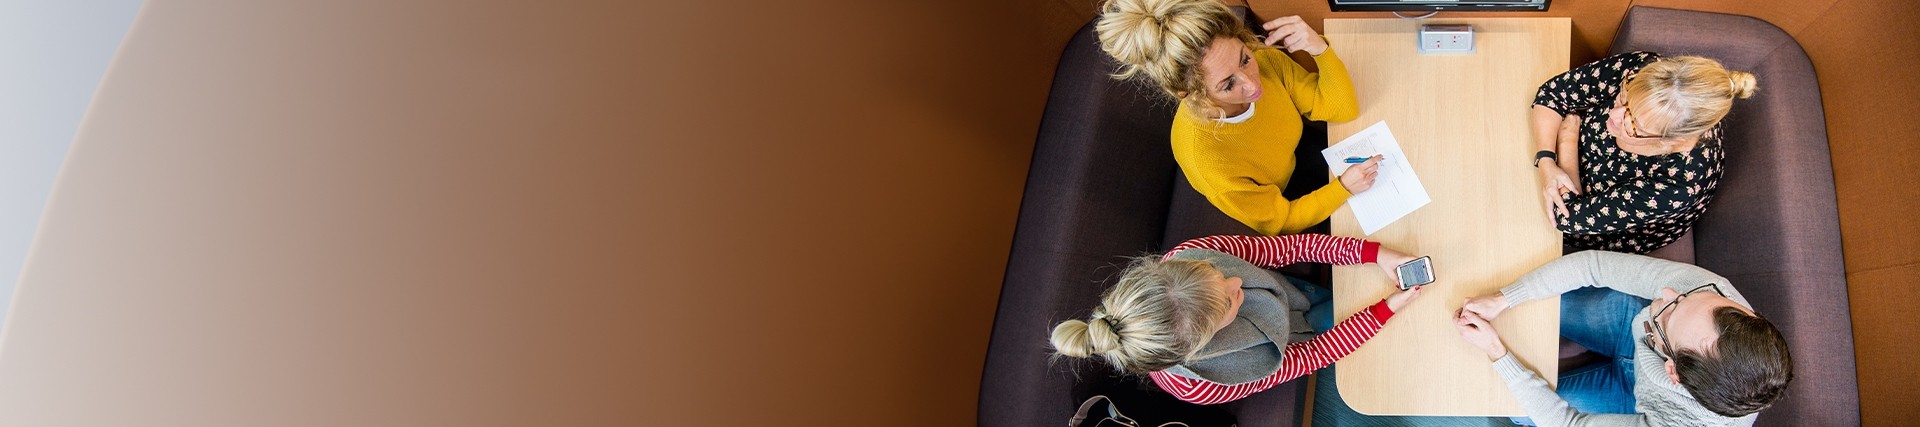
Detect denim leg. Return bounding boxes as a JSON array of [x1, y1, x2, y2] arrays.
[[1558, 287, 1650, 359], [1553, 357, 1638, 414], [1505, 287, 1646, 425], [1285, 275, 1335, 333], [1508, 358, 1639, 425]]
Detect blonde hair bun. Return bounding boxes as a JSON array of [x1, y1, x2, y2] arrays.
[[1094, 0, 1171, 75], [1729, 70, 1758, 99], [1094, 0, 1253, 117], [1050, 319, 1097, 358], [1050, 311, 1124, 359], [1085, 313, 1123, 353]]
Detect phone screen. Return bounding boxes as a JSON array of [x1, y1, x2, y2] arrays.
[[1397, 256, 1434, 290]]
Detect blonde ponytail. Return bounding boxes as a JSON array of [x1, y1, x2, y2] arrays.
[[1622, 56, 1758, 139], [1048, 255, 1234, 374], [1095, 0, 1259, 119]]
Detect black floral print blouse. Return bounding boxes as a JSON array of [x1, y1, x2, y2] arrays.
[[1533, 51, 1725, 254]]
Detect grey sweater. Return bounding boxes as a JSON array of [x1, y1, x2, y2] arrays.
[[1493, 251, 1759, 427]]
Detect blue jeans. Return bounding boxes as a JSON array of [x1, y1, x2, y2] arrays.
[[1283, 275, 1334, 333], [1511, 287, 1648, 425]]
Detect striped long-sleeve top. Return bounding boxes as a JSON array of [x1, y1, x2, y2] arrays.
[[1147, 234, 1398, 405]]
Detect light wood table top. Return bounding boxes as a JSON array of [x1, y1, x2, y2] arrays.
[[1323, 17, 1570, 416]]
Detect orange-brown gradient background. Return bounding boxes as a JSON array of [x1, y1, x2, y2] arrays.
[[0, 0, 1910, 426]]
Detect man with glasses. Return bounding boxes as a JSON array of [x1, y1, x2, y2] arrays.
[[1454, 251, 1792, 426]]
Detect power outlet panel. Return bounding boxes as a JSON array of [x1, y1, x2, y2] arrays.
[[1418, 24, 1474, 54]]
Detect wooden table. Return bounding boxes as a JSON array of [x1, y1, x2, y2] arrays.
[[1323, 18, 1570, 416]]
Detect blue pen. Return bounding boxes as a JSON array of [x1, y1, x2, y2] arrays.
[[1343, 156, 1378, 163]]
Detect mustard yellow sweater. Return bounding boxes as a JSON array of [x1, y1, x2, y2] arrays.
[[1172, 46, 1359, 236]]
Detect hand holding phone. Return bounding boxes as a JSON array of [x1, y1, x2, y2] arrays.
[[1373, 245, 1411, 284], [1395, 256, 1435, 290]]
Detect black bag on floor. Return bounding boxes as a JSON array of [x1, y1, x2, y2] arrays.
[[1075, 382, 1236, 427]]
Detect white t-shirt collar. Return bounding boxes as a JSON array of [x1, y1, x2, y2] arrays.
[[1215, 103, 1255, 124]]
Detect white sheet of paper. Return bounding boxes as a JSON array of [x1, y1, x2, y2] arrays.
[[1321, 121, 1431, 235]]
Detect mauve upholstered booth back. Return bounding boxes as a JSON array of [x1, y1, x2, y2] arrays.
[[1610, 6, 1858, 426]]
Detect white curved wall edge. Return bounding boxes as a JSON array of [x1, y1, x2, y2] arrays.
[[0, 0, 145, 330]]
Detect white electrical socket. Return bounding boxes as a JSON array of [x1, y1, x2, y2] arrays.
[[1418, 24, 1474, 54]]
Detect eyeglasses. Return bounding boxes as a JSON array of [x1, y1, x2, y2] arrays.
[[1619, 75, 1665, 139], [1643, 283, 1725, 361]]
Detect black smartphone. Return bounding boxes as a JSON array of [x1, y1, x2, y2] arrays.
[[1396, 256, 1435, 290]]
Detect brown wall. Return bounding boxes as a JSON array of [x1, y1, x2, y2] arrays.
[[0, 0, 1909, 426], [0, 0, 1062, 425], [1800, 2, 1920, 424]]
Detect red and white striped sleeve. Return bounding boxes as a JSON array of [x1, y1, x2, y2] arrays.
[[1162, 234, 1379, 268], [1147, 300, 1397, 405]]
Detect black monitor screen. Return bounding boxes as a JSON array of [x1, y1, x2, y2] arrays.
[[1328, 0, 1550, 12]]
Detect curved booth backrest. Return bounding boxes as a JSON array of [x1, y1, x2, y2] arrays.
[[1610, 6, 1857, 426]]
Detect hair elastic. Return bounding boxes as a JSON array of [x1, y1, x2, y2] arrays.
[[1091, 310, 1112, 327]]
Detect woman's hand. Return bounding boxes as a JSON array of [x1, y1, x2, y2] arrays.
[[1540, 114, 1583, 222], [1454, 310, 1508, 360], [1374, 245, 1413, 285], [1340, 155, 1382, 194], [1460, 293, 1510, 320], [1538, 160, 1578, 222], [1385, 285, 1423, 312], [1261, 16, 1328, 56]]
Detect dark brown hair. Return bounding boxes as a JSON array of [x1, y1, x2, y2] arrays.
[[1672, 307, 1793, 417]]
